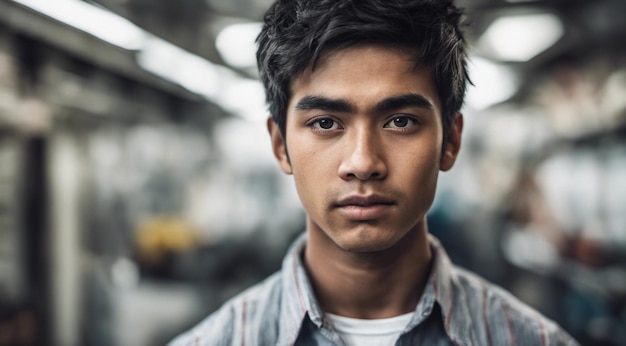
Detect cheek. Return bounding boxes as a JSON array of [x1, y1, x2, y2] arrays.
[[400, 143, 442, 199], [292, 156, 331, 192], [286, 142, 327, 203], [394, 134, 442, 171], [287, 133, 337, 177]]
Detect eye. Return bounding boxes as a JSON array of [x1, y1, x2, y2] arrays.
[[384, 116, 417, 129], [310, 118, 340, 131]]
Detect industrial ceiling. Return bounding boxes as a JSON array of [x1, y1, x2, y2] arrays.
[[88, 0, 626, 71]]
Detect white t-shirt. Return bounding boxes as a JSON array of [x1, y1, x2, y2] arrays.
[[325, 312, 413, 346]]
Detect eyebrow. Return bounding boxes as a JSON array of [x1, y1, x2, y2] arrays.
[[294, 93, 433, 114], [295, 96, 355, 113], [374, 93, 433, 113]]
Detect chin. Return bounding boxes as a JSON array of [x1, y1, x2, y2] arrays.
[[334, 226, 404, 253]]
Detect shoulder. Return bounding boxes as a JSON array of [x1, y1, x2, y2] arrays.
[[168, 272, 283, 346], [452, 266, 579, 346]]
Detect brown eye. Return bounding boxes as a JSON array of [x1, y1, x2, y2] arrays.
[[384, 116, 416, 129], [318, 119, 335, 129], [393, 118, 409, 127], [310, 118, 340, 131]]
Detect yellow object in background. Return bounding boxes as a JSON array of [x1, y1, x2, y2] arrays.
[[135, 217, 198, 266]]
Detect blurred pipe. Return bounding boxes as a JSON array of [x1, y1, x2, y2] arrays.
[[49, 131, 83, 346]]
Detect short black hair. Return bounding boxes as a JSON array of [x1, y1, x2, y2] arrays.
[[257, 0, 470, 144]]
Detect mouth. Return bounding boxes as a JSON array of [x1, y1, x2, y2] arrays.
[[334, 195, 396, 220]]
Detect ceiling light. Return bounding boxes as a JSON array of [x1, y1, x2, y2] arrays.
[[465, 56, 519, 110], [11, 0, 146, 50], [138, 37, 267, 123], [215, 22, 262, 69], [478, 13, 564, 62], [137, 36, 229, 98]]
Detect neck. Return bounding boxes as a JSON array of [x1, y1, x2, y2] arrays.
[[304, 220, 432, 319]]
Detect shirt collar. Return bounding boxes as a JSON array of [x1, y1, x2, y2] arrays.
[[277, 232, 321, 344], [277, 232, 474, 345], [422, 235, 475, 345]]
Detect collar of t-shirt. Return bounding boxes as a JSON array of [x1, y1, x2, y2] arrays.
[[324, 312, 413, 346]]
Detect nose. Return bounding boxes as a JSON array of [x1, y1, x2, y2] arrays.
[[338, 128, 388, 181]]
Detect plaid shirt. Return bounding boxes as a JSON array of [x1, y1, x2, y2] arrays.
[[170, 233, 579, 346]]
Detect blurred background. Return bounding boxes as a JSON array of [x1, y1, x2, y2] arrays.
[[0, 0, 624, 345]]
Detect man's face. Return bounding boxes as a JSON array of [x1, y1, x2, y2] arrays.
[[269, 45, 462, 253]]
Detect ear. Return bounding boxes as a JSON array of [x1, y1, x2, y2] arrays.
[[440, 112, 463, 172], [267, 117, 293, 174]]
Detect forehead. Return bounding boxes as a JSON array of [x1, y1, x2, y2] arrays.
[[288, 45, 441, 112]]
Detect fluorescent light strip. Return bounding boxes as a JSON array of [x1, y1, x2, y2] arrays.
[[12, 0, 146, 50]]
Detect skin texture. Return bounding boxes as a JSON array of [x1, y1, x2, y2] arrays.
[[268, 45, 463, 318]]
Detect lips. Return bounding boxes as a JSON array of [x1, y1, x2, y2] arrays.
[[334, 194, 396, 220]]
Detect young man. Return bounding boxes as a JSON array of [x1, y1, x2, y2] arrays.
[[172, 0, 579, 345]]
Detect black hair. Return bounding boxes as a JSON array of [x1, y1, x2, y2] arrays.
[[256, 0, 470, 145]]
